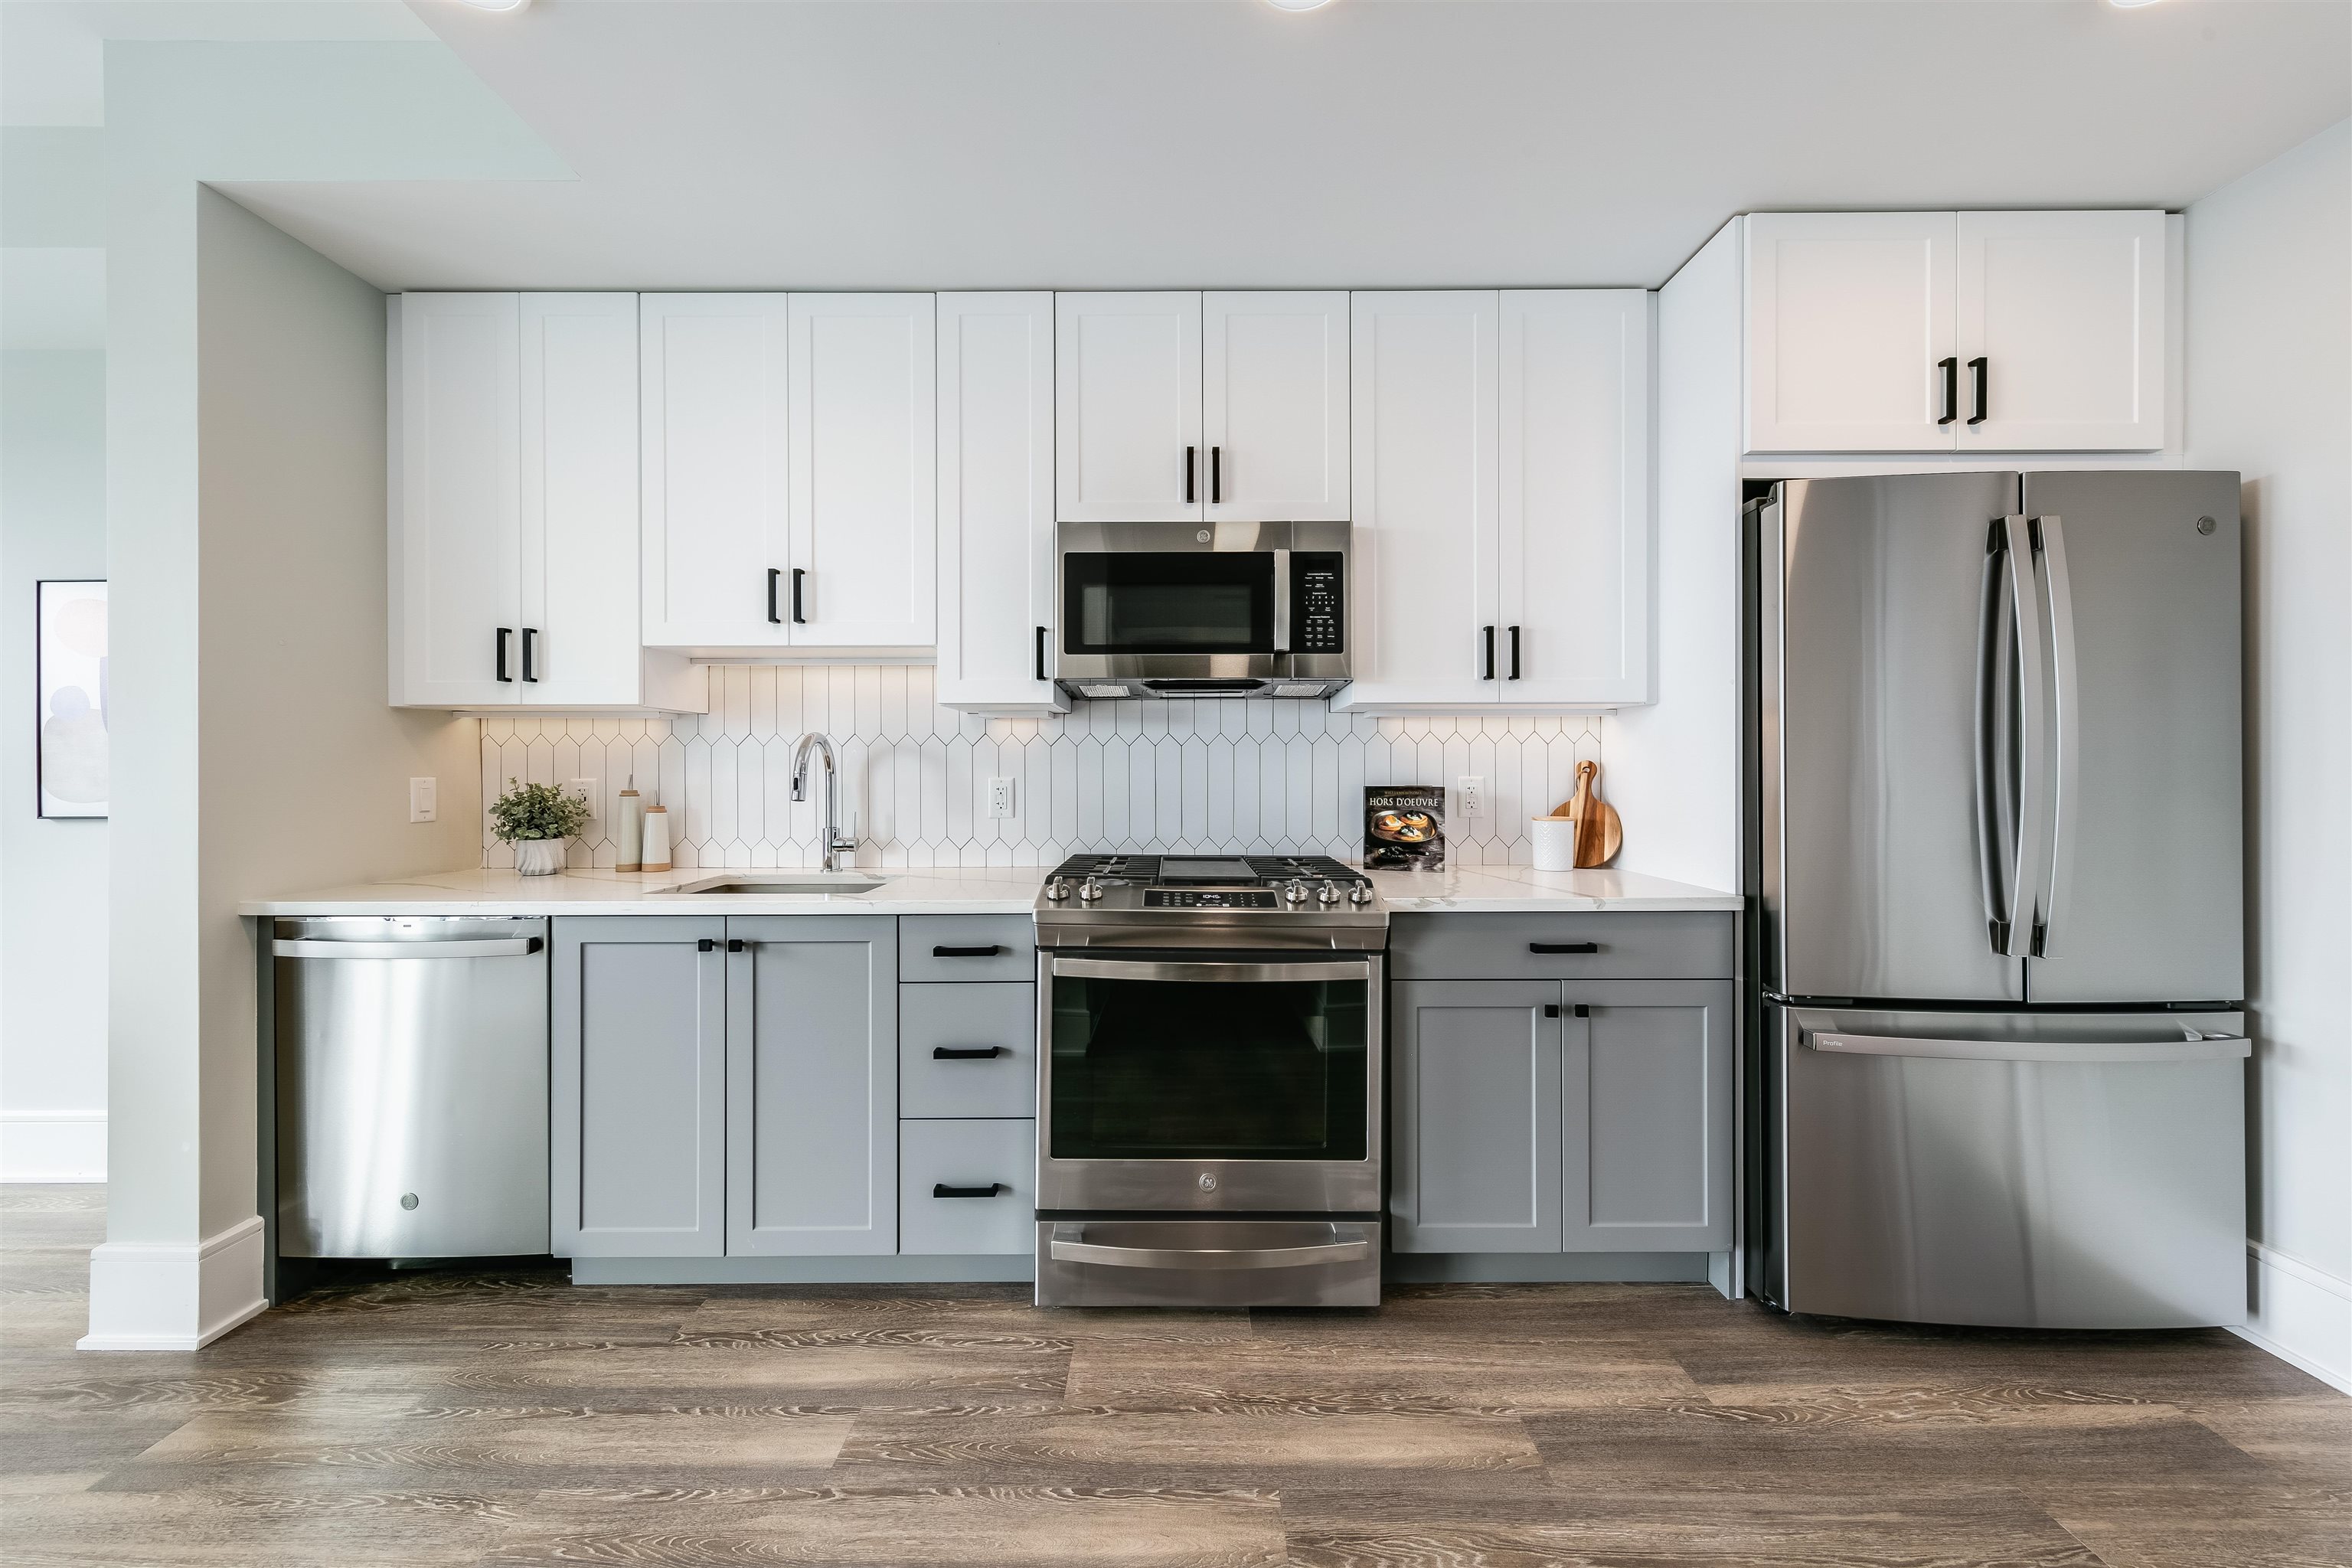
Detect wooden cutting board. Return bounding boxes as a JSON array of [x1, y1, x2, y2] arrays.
[[1552, 760, 1622, 868]]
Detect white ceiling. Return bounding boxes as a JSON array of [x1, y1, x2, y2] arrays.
[[32, 1, 2352, 292]]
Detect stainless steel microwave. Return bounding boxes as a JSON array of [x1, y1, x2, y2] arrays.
[[1054, 521, 1350, 700]]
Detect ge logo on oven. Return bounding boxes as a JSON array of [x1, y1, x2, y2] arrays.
[[1197, 1172, 1218, 1192]]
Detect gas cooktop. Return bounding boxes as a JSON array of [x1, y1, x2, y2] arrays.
[[1034, 854, 1386, 952]]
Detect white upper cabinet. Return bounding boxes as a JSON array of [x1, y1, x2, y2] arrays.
[[787, 293, 936, 647], [1202, 290, 1350, 523], [1956, 211, 2166, 452], [1056, 292, 1204, 521], [394, 292, 521, 707], [1498, 290, 1652, 706], [393, 292, 701, 712], [1341, 291, 1501, 710], [1744, 210, 2167, 454], [1743, 212, 1958, 453], [640, 294, 793, 650], [935, 292, 1063, 713]]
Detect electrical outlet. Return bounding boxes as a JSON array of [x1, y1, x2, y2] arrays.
[[987, 776, 1015, 819], [1458, 776, 1486, 818], [408, 777, 437, 824], [570, 778, 599, 819]]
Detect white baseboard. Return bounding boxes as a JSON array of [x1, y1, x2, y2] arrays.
[[2233, 1242, 2352, 1396], [77, 1214, 266, 1352], [2, 1112, 106, 1181]]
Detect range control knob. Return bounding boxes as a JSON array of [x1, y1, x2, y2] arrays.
[[1078, 877, 1104, 903], [1318, 880, 1341, 904], [1348, 882, 1371, 905], [1283, 880, 1309, 904], [1045, 877, 1070, 902]]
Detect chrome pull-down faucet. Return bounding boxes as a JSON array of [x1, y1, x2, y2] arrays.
[[789, 732, 858, 873]]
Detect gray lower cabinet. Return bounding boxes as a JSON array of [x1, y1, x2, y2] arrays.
[[727, 916, 898, 1256], [1391, 975, 1735, 1255], [900, 982, 1036, 1119], [900, 1118, 1036, 1255], [554, 916, 727, 1259]]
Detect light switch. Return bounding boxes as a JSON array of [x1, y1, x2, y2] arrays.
[[408, 777, 437, 824]]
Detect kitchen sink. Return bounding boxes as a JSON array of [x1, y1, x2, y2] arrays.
[[658, 874, 887, 896]]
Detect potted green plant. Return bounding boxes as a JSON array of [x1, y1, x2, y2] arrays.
[[489, 778, 592, 876]]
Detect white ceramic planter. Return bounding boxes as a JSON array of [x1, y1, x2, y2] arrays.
[[513, 838, 569, 876]]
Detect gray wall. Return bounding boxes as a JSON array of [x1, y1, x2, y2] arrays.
[[2184, 118, 2352, 1388], [1, 349, 109, 1178]]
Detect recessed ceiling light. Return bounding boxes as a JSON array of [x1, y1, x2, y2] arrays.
[[1266, 0, 1335, 11]]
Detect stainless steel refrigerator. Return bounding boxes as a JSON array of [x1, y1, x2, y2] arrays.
[[1747, 470, 2249, 1329]]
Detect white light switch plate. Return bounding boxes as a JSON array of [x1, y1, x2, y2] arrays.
[[988, 776, 1015, 818], [1458, 776, 1485, 818], [408, 777, 437, 824]]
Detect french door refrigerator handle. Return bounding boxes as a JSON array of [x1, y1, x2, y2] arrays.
[[2034, 514, 2079, 958], [1802, 1027, 2249, 1064], [1974, 526, 2013, 953], [2001, 514, 2047, 960]]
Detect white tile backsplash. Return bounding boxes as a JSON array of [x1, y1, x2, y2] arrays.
[[480, 665, 1599, 871]]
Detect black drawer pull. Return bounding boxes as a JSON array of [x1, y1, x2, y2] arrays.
[[1529, 941, 1599, 955], [696, 938, 717, 952], [933, 1183, 1004, 1199], [932, 1046, 1005, 1060], [932, 944, 1001, 959]]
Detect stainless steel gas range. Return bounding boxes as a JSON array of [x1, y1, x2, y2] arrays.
[[1032, 854, 1387, 1308]]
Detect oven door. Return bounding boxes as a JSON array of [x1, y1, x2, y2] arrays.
[[1037, 954, 1381, 1214]]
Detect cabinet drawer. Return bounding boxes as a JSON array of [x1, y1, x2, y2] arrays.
[[900, 1119, 1035, 1256], [1390, 913, 1733, 981], [900, 916, 1037, 982], [900, 983, 1035, 1119]]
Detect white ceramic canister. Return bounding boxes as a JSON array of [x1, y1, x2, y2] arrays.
[[616, 785, 645, 872], [1530, 815, 1579, 872], [641, 804, 672, 874]]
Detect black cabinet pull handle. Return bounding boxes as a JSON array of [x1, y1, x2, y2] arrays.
[[521, 627, 538, 683], [791, 567, 807, 624], [1035, 626, 1050, 683], [1530, 941, 1599, 954], [933, 944, 1001, 959], [1210, 445, 1222, 504], [1573, 1004, 1591, 1018], [1508, 625, 1521, 681], [766, 568, 782, 625], [933, 1046, 1006, 1060], [697, 938, 717, 952], [1544, 1004, 1560, 1018], [933, 1183, 1004, 1199], [1967, 357, 1988, 426], [1481, 626, 1496, 681], [495, 627, 512, 682], [1184, 446, 1196, 503], [1937, 357, 1959, 426], [726, 939, 747, 953]]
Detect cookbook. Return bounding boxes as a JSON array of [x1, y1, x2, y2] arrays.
[[1364, 786, 1446, 871]]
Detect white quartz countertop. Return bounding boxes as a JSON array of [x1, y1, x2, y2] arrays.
[[1369, 864, 1740, 913], [240, 861, 1739, 919]]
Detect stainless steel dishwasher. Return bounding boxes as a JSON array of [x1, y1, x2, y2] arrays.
[[274, 916, 549, 1259]]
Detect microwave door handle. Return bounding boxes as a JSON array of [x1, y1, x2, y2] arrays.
[[1271, 549, 1291, 653]]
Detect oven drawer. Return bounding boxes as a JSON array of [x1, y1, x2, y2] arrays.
[[900, 1119, 1034, 1256], [1389, 913, 1734, 981], [900, 982, 1035, 1119], [900, 916, 1037, 983], [1035, 1218, 1381, 1307]]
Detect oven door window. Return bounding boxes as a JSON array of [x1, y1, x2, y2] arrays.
[[1048, 973, 1368, 1161], [1063, 553, 1273, 654]]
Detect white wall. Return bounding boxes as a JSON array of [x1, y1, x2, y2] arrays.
[[2184, 119, 2352, 1393], [2, 350, 109, 1180]]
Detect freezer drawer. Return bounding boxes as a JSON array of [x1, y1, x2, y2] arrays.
[[1766, 1005, 2246, 1330], [275, 916, 550, 1259]]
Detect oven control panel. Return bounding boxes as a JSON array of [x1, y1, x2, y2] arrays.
[[1145, 890, 1281, 909], [1291, 552, 1344, 655]]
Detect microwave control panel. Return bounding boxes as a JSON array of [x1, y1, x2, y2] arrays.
[[1291, 552, 1345, 654]]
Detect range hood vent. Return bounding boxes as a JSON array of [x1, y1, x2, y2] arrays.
[[1056, 677, 1349, 702]]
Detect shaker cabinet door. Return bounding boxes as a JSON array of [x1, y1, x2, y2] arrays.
[[1957, 211, 2167, 452], [553, 917, 727, 1259], [1560, 980, 1735, 1253], [1055, 292, 1204, 522], [1390, 981, 1563, 1253], [1744, 212, 1959, 453], [1202, 290, 1349, 524], [393, 292, 521, 707], [726, 918, 899, 1256], [639, 293, 793, 650]]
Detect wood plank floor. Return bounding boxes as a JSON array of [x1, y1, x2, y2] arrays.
[[5, 1185, 2345, 1567]]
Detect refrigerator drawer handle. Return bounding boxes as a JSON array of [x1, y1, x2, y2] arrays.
[[273, 938, 541, 960], [1047, 1223, 1370, 1271], [1803, 1030, 2250, 1064]]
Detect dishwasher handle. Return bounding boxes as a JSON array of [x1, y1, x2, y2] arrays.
[[273, 937, 543, 960]]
